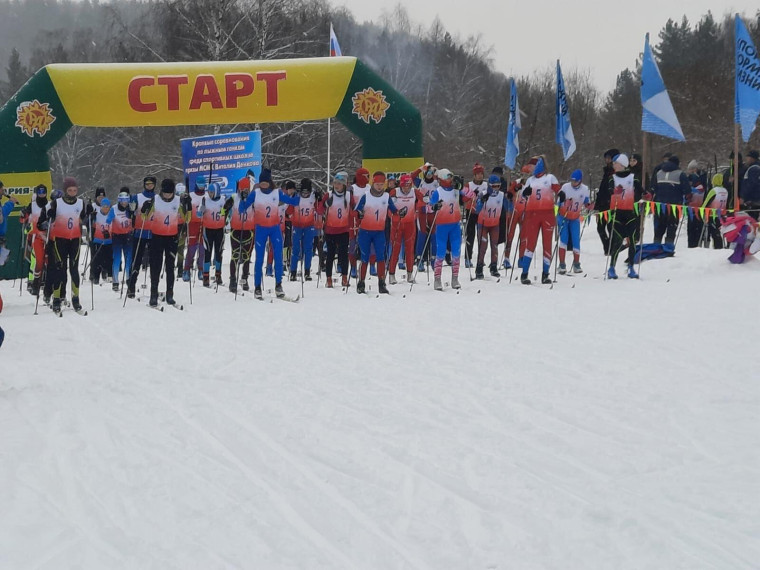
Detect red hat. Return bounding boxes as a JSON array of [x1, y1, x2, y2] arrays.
[[399, 174, 413, 186], [355, 167, 370, 186], [473, 163, 485, 175], [63, 176, 77, 191], [373, 171, 386, 184], [237, 177, 251, 191]]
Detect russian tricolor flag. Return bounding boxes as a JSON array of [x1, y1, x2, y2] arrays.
[[330, 24, 342, 57]]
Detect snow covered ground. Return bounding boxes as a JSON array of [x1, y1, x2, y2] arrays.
[[1, 221, 759, 569]]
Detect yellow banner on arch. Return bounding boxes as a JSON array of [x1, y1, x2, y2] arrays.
[[46, 58, 357, 127]]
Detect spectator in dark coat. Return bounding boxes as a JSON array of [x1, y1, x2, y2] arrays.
[[652, 155, 690, 244]]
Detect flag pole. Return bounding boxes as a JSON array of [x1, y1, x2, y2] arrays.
[[734, 123, 740, 212]]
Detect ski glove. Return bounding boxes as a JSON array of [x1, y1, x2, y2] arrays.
[[103, 230, 111, 240], [558, 191, 566, 203], [398, 206, 408, 218], [432, 201, 443, 211], [129, 201, 137, 212], [140, 199, 154, 214], [357, 209, 365, 220], [522, 187, 532, 198]]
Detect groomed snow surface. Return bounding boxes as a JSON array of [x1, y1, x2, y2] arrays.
[[1, 221, 758, 570]]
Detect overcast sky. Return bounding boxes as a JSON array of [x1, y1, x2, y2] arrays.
[[336, 0, 757, 93]]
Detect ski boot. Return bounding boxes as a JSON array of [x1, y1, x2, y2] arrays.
[[202, 273, 211, 287], [275, 283, 285, 298], [43, 293, 52, 305], [304, 270, 312, 281], [406, 271, 415, 284], [91, 276, 99, 286], [52, 297, 62, 314], [451, 276, 461, 290], [71, 296, 83, 312], [127, 285, 136, 299], [520, 273, 531, 285], [503, 258, 512, 270], [541, 272, 552, 285], [112, 282, 120, 292], [341, 275, 349, 287], [149, 292, 158, 307], [356, 280, 366, 294], [465, 258, 473, 269], [417, 260, 425, 272], [489, 262, 500, 277], [607, 266, 618, 280], [266, 265, 274, 277], [434, 276, 443, 291], [182, 270, 191, 282], [30, 278, 40, 297], [254, 287, 263, 300], [558, 262, 567, 275], [388, 274, 397, 285], [215, 271, 223, 286], [378, 279, 389, 294], [370, 263, 377, 276], [627, 265, 639, 279], [229, 276, 237, 293], [165, 290, 176, 305], [289, 271, 298, 282], [350, 266, 357, 279], [198, 269, 204, 281], [475, 264, 485, 280], [241, 277, 250, 291], [572, 261, 583, 274], [326, 276, 334, 288]]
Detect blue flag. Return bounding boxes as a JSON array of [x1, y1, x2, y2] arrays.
[[641, 33, 685, 141], [555, 60, 576, 160], [735, 15, 760, 142], [504, 78, 521, 169]]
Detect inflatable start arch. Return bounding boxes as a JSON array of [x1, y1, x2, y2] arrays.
[[0, 56, 423, 278]]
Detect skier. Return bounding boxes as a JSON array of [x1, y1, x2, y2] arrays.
[[227, 176, 255, 292], [388, 174, 420, 284], [37, 177, 87, 314], [412, 163, 439, 272], [198, 181, 225, 287], [140, 178, 187, 307], [237, 168, 301, 299], [518, 157, 560, 285], [267, 180, 295, 277], [289, 178, 319, 282], [107, 189, 134, 291], [428, 168, 463, 290], [686, 173, 706, 248], [348, 167, 371, 278], [704, 173, 728, 249], [556, 169, 590, 274], [474, 174, 506, 279], [463, 163, 487, 267], [19, 184, 48, 296], [174, 182, 187, 272], [127, 176, 157, 298], [607, 154, 643, 279], [183, 180, 206, 282], [596, 149, 619, 254], [89, 198, 113, 284], [321, 171, 352, 288], [353, 172, 405, 294]]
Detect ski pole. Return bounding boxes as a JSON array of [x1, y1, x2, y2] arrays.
[[410, 208, 440, 291], [123, 226, 145, 308]]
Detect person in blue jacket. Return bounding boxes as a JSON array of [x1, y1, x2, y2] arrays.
[[238, 169, 301, 299], [427, 169, 463, 291], [0, 180, 20, 267]]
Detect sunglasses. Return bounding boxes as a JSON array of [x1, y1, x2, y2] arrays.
[[491, 184, 502, 188]]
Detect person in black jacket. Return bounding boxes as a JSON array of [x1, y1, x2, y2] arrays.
[[652, 155, 690, 244], [740, 150, 760, 220], [596, 148, 618, 254], [723, 152, 745, 211]]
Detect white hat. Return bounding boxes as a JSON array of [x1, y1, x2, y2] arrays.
[[175, 182, 187, 194], [614, 154, 629, 168], [436, 168, 453, 180]]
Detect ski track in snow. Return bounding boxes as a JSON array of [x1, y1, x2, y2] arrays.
[[1, 224, 759, 569]]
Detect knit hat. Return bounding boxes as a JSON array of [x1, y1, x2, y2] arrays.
[[259, 168, 272, 184], [399, 174, 413, 186], [614, 154, 629, 168], [570, 169, 583, 182], [687, 160, 699, 171], [491, 166, 504, 175], [117, 191, 130, 202], [632, 153, 642, 162], [175, 182, 186, 194], [372, 171, 386, 184], [604, 148, 620, 159], [436, 169, 453, 180], [100, 198, 111, 207], [712, 173, 724, 188], [285, 180, 296, 190], [748, 150, 760, 160], [488, 174, 501, 186], [143, 176, 157, 186], [160, 178, 176, 194], [355, 167, 370, 186], [95, 187, 106, 197], [473, 163, 485, 175], [237, 177, 251, 191], [333, 171, 348, 184], [300, 178, 312, 191], [669, 155, 680, 166], [34, 184, 48, 196], [63, 176, 77, 191]]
